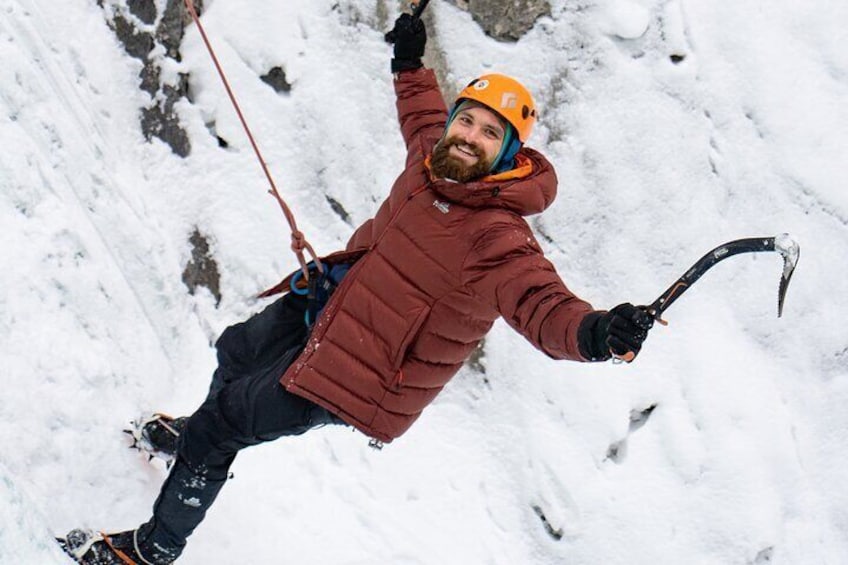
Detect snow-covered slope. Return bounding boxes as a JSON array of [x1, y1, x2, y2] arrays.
[[1, 0, 846, 563]]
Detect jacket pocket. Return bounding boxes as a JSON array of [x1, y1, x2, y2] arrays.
[[391, 306, 430, 373]]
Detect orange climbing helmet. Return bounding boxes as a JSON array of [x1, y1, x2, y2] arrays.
[[454, 73, 537, 142]]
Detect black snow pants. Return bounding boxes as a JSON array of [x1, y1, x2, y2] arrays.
[[134, 292, 342, 563]]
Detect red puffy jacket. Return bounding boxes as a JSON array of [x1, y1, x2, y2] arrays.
[[281, 68, 595, 442]]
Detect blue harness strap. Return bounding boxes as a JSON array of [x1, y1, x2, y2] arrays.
[[291, 263, 351, 328]]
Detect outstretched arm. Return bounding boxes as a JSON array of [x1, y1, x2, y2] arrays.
[[463, 220, 594, 361], [463, 221, 653, 362]]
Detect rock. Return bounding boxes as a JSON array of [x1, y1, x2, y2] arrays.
[[260, 67, 292, 94], [445, 0, 551, 42], [111, 12, 154, 60], [157, 0, 202, 61], [127, 0, 156, 25], [101, 0, 200, 156], [181, 228, 222, 305], [140, 78, 191, 158]]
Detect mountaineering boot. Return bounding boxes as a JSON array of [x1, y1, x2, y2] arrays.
[[124, 413, 187, 466], [57, 528, 160, 564]]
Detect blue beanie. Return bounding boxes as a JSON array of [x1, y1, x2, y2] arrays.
[[491, 124, 521, 174]]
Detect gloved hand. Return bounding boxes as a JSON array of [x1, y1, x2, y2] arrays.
[[385, 13, 426, 73], [577, 303, 654, 362]]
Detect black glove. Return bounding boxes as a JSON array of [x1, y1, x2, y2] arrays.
[[577, 303, 654, 362], [385, 13, 426, 73]]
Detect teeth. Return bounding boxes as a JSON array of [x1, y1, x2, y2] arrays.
[[454, 145, 476, 157]]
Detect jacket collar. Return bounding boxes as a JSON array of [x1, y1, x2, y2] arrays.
[[423, 141, 558, 217]]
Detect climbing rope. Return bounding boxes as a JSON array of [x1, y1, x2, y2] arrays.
[[181, 0, 323, 280]]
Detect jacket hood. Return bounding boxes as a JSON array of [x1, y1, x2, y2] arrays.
[[423, 135, 558, 216]]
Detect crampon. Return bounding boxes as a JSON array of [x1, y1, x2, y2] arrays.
[[123, 413, 186, 467], [56, 528, 145, 565]]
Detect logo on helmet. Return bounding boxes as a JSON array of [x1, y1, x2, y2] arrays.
[[500, 93, 518, 109], [473, 79, 490, 90]]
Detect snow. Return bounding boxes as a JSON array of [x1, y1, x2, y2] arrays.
[[1, 0, 847, 563], [598, 1, 651, 40]]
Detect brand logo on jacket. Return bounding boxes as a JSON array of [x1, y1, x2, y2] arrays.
[[433, 200, 450, 214]]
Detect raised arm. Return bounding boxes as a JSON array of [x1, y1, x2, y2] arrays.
[[385, 13, 448, 151], [394, 68, 448, 150]]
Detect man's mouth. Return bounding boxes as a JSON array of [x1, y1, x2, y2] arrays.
[[449, 143, 479, 163]]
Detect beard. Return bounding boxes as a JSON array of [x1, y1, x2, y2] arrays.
[[430, 135, 494, 182]]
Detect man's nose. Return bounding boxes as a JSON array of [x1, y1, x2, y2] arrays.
[[460, 127, 482, 146]]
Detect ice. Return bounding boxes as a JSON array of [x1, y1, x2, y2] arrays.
[[599, 1, 651, 39], [1, 0, 846, 563]]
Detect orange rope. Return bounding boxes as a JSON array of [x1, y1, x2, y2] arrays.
[[182, 0, 323, 279]]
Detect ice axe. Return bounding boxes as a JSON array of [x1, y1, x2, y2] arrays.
[[385, 1, 432, 43], [614, 234, 800, 362], [409, 0, 432, 19]]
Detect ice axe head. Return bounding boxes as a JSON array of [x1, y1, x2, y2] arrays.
[[411, 0, 432, 18], [774, 233, 800, 317]]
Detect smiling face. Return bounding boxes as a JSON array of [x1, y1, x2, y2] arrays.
[[430, 103, 507, 182]]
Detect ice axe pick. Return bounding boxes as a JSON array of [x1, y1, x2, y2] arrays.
[[614, 234, 800, 362]]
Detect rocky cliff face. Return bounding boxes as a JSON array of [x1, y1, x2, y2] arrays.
[[101, 0, 550, 159], [415, 0, 551, 101], [99, 1, 223, 300], [444, 0, 551, 41], [99, 0, 200, 157]]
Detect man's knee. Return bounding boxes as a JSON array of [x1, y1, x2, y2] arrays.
[[177, 399, 246, 478]]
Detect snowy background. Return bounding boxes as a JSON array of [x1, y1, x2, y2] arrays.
[[1, 0, 847, 563]]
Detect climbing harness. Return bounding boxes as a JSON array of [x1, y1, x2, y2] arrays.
[[289, 262, 351, 328], [181, 0, 323, 280]]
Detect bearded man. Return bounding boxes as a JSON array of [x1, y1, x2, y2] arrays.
[[62, 11, 653, 565]]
